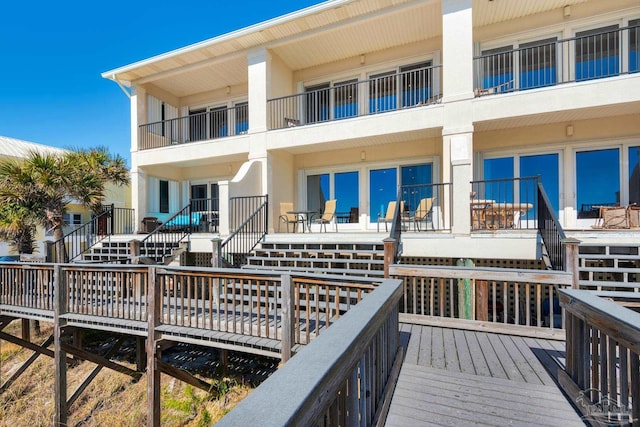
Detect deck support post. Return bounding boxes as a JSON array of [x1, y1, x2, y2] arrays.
[[136, 337, 146, 371], [280, 274, 295, 363], [220, 349, 228, 375], [21, 318, 30, 342], [0, 335, 54, 394], [130, 239, 141, 258], [383, 238, 396, 278], [563, 238, 581, 289], [54, 265, 68, 427], [211, 237, 222, 268], [146, 267, 161, 427]]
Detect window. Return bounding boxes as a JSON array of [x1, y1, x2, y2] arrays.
[[63, 213, 82, 226], [209, 106, 228, 138], [305, 83, 330, 124], [369, 71, 397, 113], [334, 80, 358, 119], [335, 172, 359, 223], [483, 154, 559, 214], [159, 180, 169, 214], [630, 146, 640, 205], [235, 102, 248, 134], [480, 46, 514, 93], [369, 168, 398, 220], [400, 61, 432, 107], [576, 149, 620, 218], [520, 38, 557, 89], [630, 19, 640, 73], [575, 25, 620, 81]]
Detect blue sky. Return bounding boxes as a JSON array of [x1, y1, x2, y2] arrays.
[[0, 1, 325, 165]]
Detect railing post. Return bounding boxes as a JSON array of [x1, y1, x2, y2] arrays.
[[383, 238, 396, 278], [53, 265, 68, 426], [280, 274, 295, 363], [211, 238, 222, 268], [563, 238, 581, 289], [146, 267, 161, 427], [129, 240, 141, 260]]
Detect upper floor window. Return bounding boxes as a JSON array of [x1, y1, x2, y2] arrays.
[[63, 213, 83, 226], [575, 25, 620, 81]]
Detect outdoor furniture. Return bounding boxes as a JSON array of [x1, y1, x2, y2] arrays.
[[278, 202, 305, 233], [377, 201, 403, 232], [141, 217, 160, 233], [411, 197, 434, 231], [485, 202, 533, 229], [470, 199, 494, 229], [629, 206, 640, 228], [311, 199, 337, 232], [593, 205, 629, 229]]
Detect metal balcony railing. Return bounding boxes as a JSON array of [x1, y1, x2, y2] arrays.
[[474, 24, 640, 96], [267, 65, 442, 130], [138, 104, 248, 150]]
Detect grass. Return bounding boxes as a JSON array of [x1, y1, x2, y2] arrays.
[[0, 324, 255, 426]]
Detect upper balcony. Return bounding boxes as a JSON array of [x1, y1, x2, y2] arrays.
[[267, 64, 442, 130], [138, 103, 248, 150], [473, 24, 639, 96]]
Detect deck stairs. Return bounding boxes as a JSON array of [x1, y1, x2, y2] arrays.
[[243, 240, 386, 278], [80, 236, 184, 265]]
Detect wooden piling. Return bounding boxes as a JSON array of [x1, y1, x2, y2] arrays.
[[54, 265, 68, 426]]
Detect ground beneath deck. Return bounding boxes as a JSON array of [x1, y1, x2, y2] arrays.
[[386, 324, 585, 426]]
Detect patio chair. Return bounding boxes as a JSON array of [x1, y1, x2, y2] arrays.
[[377, 201, 404, 232], [311, 199, 337, 232], [598, 206, 629, 229], [278, 202, 304, 233], [629, 205, 640, 228], [412, 197, 434, 231]]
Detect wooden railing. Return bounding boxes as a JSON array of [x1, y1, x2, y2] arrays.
[[217, 278, 403, 427], [390, 264, 573, 338], [559, 289, 640, 426], [0, 263, 55, 313], [0, 263, 381, 359]]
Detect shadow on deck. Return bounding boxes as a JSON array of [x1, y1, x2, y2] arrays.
[[386, 324, 584, 426]]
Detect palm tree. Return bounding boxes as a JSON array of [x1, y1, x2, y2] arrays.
[[0, 147, 129, 262], [0, 202, 37, 254]]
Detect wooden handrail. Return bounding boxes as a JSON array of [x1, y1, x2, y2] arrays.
[[217, 278, 403, 427]]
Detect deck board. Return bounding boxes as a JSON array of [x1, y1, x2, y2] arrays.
[[386, 324, 584, 426]]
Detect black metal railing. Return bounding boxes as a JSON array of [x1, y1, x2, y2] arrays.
[[138, 104, 248, 150], [470, 176, 538, 231], [474, 25, 640, 96], [190, 197, 219, 233], [538, 180, 567, 270], [139, 204, 195, 263], [53, 205, 135, 262], [400, 182, 452, 232], [388, 188, 403, 263], [221, 195, 269, 267], [267, 65, 442, 130]]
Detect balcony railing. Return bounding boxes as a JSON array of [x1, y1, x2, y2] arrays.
[[470, 176, 539, 231], [400, 182, 452, 232], [267, 65, 442, 130], [474, 25, 640, 96], [138, 104, 248, 150]]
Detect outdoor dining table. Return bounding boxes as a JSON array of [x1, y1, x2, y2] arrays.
[[287, 210, 317, 233]]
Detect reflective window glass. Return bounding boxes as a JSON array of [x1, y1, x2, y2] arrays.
[[576, 149, 620, 218], [630, 146, 640, 205], [307, 174, 330, 213], [369, 168, 397, 220], [335, 172, 359, 223]]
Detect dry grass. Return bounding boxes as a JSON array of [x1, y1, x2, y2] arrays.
[[0, 324, 255, 426]]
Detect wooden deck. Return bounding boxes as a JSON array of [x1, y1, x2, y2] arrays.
[[386, 324, 585, 426]]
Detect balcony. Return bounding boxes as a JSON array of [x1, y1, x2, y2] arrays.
[[267, 65, 442, 130], [138, 104, 248, 150], [474, 24, 639, 96]]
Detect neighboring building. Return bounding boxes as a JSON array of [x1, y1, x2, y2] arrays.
[[0, 135, 131, 256], [102, 0, 640, 262]]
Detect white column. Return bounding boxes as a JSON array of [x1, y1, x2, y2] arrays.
[[131, 162, 147, 233], [441, 0, 474, 234], [247, 47, 270, 134], [218, 181, 230, 236], [130, 84, 146, 153], [442, 0, 474, 102]]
